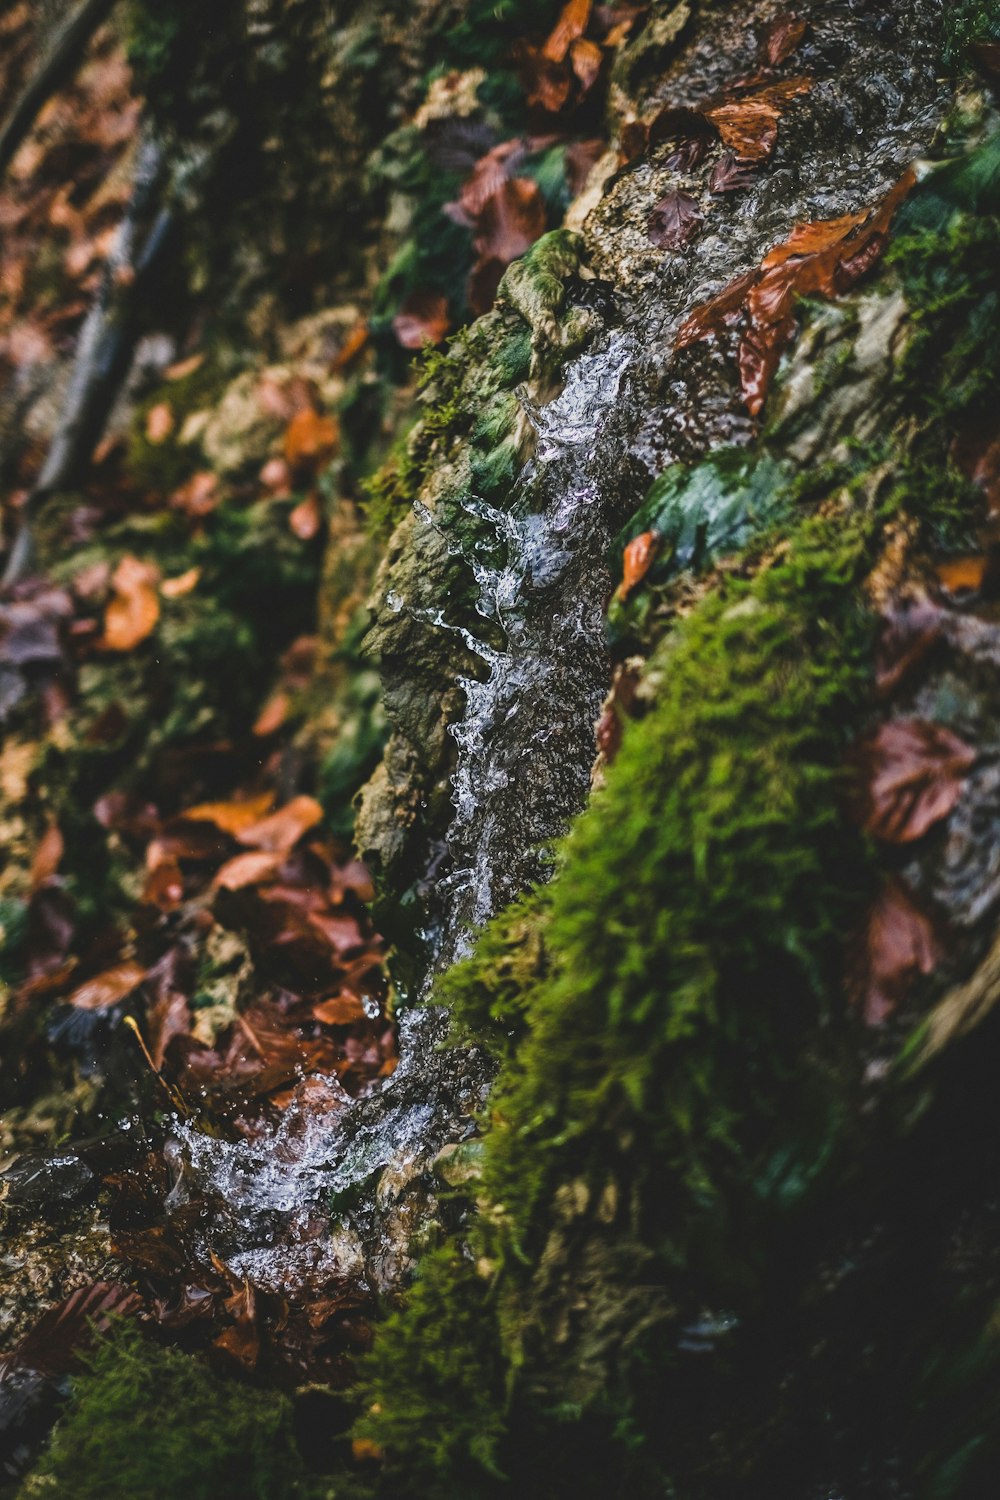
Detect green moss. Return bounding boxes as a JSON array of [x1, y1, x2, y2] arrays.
[[353, 1247, 506, 1500], [22, 1321, 320, 1500], [942, 0, 1000, 63]]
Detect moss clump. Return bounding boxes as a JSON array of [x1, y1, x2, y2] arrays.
[[353, 1247, 506, 1500], [22, 1322, 318, 1500], [942, 0, 1000, 64]]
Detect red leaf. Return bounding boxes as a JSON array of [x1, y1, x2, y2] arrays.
[[857, 718, 975, 843], [763, 14, 807, 66], [708, 151, 756, 193], [855, 879, 941, 1026], [392, 290, 450, 350], [3, 1283, 142, 1379], [647, 190, 702, 249], [69, 961, 146, 1011]]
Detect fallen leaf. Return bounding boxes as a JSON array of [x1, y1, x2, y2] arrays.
[[855, 878, 941, 1026], [543, 0, 591, 63], [290, 493, 323, 540], [99, 556, 160, 651], [313, 991, 367, 1025], [616, 530, 660, 599], [143, 857, 185, 911], [936, 556, 988, 593], [284, 408, 338, 470], [676, 169, 915, 414], [331, 321, 369, 371], [763, 13, 806, 66], [161, 566, 200, 598], [237, 795, 325, 854], [704, 77, 812, 162], [179, 793, 275, 837], [647, 190, 702, 249], [165, 353, 204, 380], [253, 690, 291, 737], [30, 823, 63, 890], [708, 150, 757, 194], [213, 850, 285, 890], [392, 290, 450, 349], [69, 960, 146, 1010], [260, 456, 293, 496], [4, 1284, 142, 1380], [146, 990, 190, 1068], [857, 718, 975, 843], [569, 36, 603, 91], [170, 470, 219, 518], [145, 402, 174, 444]]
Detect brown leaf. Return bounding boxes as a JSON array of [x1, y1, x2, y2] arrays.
[[857, 718, 975, 843], [253, 690, 291, 737], [237, 795, 325, 854], [936, 556, 988, 594], [30, 823, 63, 890], [213, 850, 285, 891], [68, 960, 146, 1011], [5, 1283, 142, 1379], [170, 470, 219, 518], [160, 567, 200, 599], [763, 13, 806, 66], [647, 189, 702, 249], [616, 530, 659, 600], [98, 556, 160, 652], [179, 793, 275, 837], [708, 150, 757, 193], [392, 290, 450, 350], [543, 0, 591, 62], [147, 990, 191, 1069], [290, 493, 323, 540], [705, 99, 778, 161], [569, 36, 603, 92], [313, 991, 367, 1025], [145, 402, 174, 444], [284, 408, 338, 471], [855, 878, 941, 1026], [143, 857, 185, 911]]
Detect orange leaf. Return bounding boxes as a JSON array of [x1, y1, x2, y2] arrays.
[[313, 991, 367, 1025], [936, 556, 988, 593], [165, 353, 204, 381], [617, 530, 660, 600], [30, 823, 63, 890], [236, 794, 325, 854], [253, 690, 291, 737], [213, 850, 284, 891], [284, 408, 338, 470], [160, 566, 200, 599], [69, 961, 146, 1011], [179, 792, 275, 837], [145, 402, 174, 444], [99, 556, 160, 652], [705, 99, 779, 161], [170, 470, 219, 518], [543, 0, 591, 62], [331, 321, 369, 371]]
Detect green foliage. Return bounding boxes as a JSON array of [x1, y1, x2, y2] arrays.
[[24, 1321, 313, 1500], [466, 504, 877, 1244], [354, 1248, 506, 1500], [941, 0, 1000, 63]]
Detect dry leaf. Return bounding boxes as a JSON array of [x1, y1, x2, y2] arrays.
[[284, 408, 338, 470], [179, 793, 275, 837], [213, 850, 285, 890], [30, 823, 63, 890], [855, 878, 941, 1026], [236, 795, 325, 854], [161, 567, 200, 599], [312, 991, 367, 1025], [145, 402, 174, 444], [616, 530, 659, 600], [392, 290, 450, 349], [857, 718, 975, 843], [253, 691, 291, 737], [99, 556, 160, 651], [647, 190, 702, 249], [290, 493, 323, 540], [69, 960, 146, 1010]]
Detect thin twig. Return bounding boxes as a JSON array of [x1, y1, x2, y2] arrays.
[[0, 0, 118, 180], [1, 136, 173, 591]]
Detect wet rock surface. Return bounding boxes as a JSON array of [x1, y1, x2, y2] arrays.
[[361, 0, 950, 981]]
